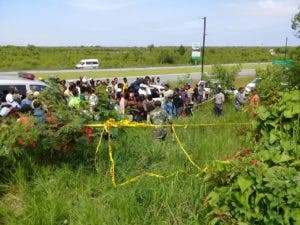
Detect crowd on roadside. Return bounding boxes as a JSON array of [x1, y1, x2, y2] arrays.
[[0, 75, 260, 125]]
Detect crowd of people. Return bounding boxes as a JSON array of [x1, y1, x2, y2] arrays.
[[1, 75, 259, 139], [56, 76, 210, 121]]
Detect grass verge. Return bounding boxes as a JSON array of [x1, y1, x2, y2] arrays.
[[32, 63, 267, 80], [0, 100, 253, 224]]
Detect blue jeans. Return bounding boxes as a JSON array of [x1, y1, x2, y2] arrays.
[[164, 102, 173, 119]]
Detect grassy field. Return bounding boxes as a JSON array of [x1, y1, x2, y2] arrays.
[[32, 63, 265, 80], [0, 45, 288, 71], [1, 100, 253, 224]]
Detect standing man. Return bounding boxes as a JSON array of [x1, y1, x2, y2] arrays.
[[198, 82, 205, 103], [123, 77, 128, 93], [150, 101, 168, 141], [234, 87, 246, 111], [163, 84, 174, 119], [113, 77, 119, 93], [214, 87, 225, 116], [173, 88, 184, 117], [156, 77, 161, 85]]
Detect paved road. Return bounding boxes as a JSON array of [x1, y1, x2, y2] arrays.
[[0, 64, 257, 84], [114, 69, 256, 85], [0, 62, 265, 75]]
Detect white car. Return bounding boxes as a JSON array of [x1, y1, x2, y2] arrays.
[[75, 59, 99, 69], [198, 80, 211, 100], [0, 75, 47, 103], [137, 84, 165, 105], [149, 84, 165, 95], [245, 78, 262, 94]]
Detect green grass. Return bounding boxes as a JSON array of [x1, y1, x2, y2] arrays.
[[234, 75, 256, 88], [0, 45, 286, 71], [32, 63, 267, 80], [0, 101, 253, 225], [36, 66, 204, 80]]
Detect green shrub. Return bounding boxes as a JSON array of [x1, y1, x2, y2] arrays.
[[204, 90, 300, 225]]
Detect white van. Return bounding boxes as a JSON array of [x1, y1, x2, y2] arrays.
[[75, 59, 99, 69]]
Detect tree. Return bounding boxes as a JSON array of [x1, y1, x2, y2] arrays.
[[158, 49, 174, 64], [147, 44, 155, 52], [211, 64, 240, 90], [292, 9, 300, 38], [177, 45, 186, 56], [290, 9, 300, 88]]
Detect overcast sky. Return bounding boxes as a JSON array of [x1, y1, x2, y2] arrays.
[[0, 0, 299, 46]]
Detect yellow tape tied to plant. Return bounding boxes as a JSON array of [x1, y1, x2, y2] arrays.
[[87, 116, 250, 187]]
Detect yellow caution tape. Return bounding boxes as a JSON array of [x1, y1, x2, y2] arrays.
[[171, 125, 202, 170], [194, 97, 215, 107], [95, 128, 105, 156], [86, 119, 250, 129], [89, 118, 250, 187]]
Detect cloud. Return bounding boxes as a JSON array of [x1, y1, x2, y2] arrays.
[[229, 0, 299, 16], [66, 0, 138, 11], [256, 0, 299, 15]]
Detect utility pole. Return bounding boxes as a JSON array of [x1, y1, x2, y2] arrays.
[[284, 37, 288, 61], [201, 17, 207, 77]]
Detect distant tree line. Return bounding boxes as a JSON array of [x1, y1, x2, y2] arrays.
[[0, 45, 294, 71]]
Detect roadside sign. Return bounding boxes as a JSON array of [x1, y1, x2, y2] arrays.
[[272, 59, 294, 68], [191, 45, 201, 63], [192, 51, 201, 60]]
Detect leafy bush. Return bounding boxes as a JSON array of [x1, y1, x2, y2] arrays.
[[0, 81, 120, 179], [204, 90, 300, 225], [210, 64, 240, 90]]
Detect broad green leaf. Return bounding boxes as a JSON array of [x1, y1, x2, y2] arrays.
[[283, 124, 292, 131], [255, 193, 265, 205], [238, 222, 249, 225], [269, 133, 278, 144], [281, 140, 293, 151], [291, 208, 300, 223], [237, 176, 253, 193], [290, 160, 300, 168], [258, 150, 272, 161], [292, 104, 300, 114], [207, 191, 220, 207], [258, 106, 271, 121], [272, 152, 294, 164], [284, 109, 293, 118]]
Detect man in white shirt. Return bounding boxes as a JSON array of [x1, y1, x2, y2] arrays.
[[214, 87, 225, 116], [113, 78, 119, 93]]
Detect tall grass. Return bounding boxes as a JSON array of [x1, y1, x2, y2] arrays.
[[0, 100, 253, 225]]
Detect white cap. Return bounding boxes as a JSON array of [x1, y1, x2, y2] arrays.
[[33, 91, 40, 97]]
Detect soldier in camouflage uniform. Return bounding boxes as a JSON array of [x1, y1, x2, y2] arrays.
[[150, 101, 168, 141]]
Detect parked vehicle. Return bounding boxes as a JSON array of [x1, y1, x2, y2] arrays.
[[198, 80, 211, 100], [18, 71, 35, 80], [0, 75, 47, 102], [245, 78, 262, 94], [149, 84, 165, 96], [75, 59, 99, 69]]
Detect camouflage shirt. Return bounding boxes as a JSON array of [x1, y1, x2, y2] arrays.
[[150, 107, 168, 140], [150, 107, 168, 125]]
